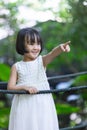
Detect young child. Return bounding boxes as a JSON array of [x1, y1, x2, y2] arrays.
[[7, 27, 70, 130]]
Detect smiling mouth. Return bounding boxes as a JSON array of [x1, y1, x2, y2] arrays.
[[32, 52, 39, 54], [32, 50, 39, 52]]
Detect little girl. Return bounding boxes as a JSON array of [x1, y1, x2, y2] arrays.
[[7, 27, 70, 130]]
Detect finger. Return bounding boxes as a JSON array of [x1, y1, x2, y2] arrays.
[[28, 88, 34, 94], [61, 45, 66, 52], [28, 89, 32, 94], [31, 88, 38, 94], [34, 88, 38, 93], [65, 45, 70, 52], [64, 41, 71, 46]]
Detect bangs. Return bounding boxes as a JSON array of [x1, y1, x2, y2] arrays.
[[25, 31, 42, 44]]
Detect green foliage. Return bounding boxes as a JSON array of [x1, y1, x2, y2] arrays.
[[74, 75, 87, 86], [73, 75, 87, 100], [0, 64, 10, 81], [0, 107, 10, 128], [36, 21, 73, 73], [36, 0, 87, 73], [67, 0, 87, 71], [56, 103, 80, 114], [0, 100, 10, 129]]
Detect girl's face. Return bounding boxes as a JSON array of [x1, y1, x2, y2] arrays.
[[23, 35, 41, 61]]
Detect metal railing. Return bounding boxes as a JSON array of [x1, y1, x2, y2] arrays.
[[0, 71, 87, 130]]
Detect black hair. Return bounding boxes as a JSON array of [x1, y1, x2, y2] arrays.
[[16, 27, 43, 55]]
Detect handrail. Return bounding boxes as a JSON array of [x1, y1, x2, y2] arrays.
[[0, 86, 87, 94], [60, 121, 87, 130], [48, 71, 87, 80]]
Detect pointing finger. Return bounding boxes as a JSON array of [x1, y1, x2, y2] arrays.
[[65, 41, 71, 46]]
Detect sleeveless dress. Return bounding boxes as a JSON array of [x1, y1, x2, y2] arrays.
[[8, 55, 59, 130]]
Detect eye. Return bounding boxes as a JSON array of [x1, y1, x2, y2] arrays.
[[30, 42, 34, 45], [27, 41, 30, 44], [37, 42, 41, 45], [27, 41, 34, 45]]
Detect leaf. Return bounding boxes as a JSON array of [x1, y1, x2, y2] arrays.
[[56, 103, 80, 114], [0, 64, 10, 81], [0, 107, 10, 128]]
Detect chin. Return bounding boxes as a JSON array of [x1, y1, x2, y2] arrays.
[[31, 55, 39, 60]]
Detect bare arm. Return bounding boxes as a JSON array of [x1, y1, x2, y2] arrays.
[[42, 41, 71, 67], [7, 64, 24, 90], [7, 64, 38, 94]]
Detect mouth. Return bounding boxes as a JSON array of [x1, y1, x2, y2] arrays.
[[32, 51, 39, 55]]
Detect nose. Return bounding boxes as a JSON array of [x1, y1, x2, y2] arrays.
[[33, 44, 38, 49]]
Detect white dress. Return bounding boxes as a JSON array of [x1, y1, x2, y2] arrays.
[[8, 55, 59, 130]]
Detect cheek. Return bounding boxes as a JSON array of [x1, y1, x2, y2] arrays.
[[26, 45, 32, 51], [39, 46, 41, 50], [38, 45, 41, 51]]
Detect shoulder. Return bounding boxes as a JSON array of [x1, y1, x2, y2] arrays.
[[38, 55, 42, 60], [9, 63, 17, 78], [38, 55, 46, 69], [11, 61, 21, 71], [38, 55, 43, 63], [11, 63, 17, 72]]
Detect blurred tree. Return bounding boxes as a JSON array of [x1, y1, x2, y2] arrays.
[[35, 0, 87, 74], [0, 0, 25, 65], [67, 0, 87, 71]]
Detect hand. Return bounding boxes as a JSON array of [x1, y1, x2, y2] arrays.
[[25, 87, 38, 94], [60, 41, 71, 52]]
